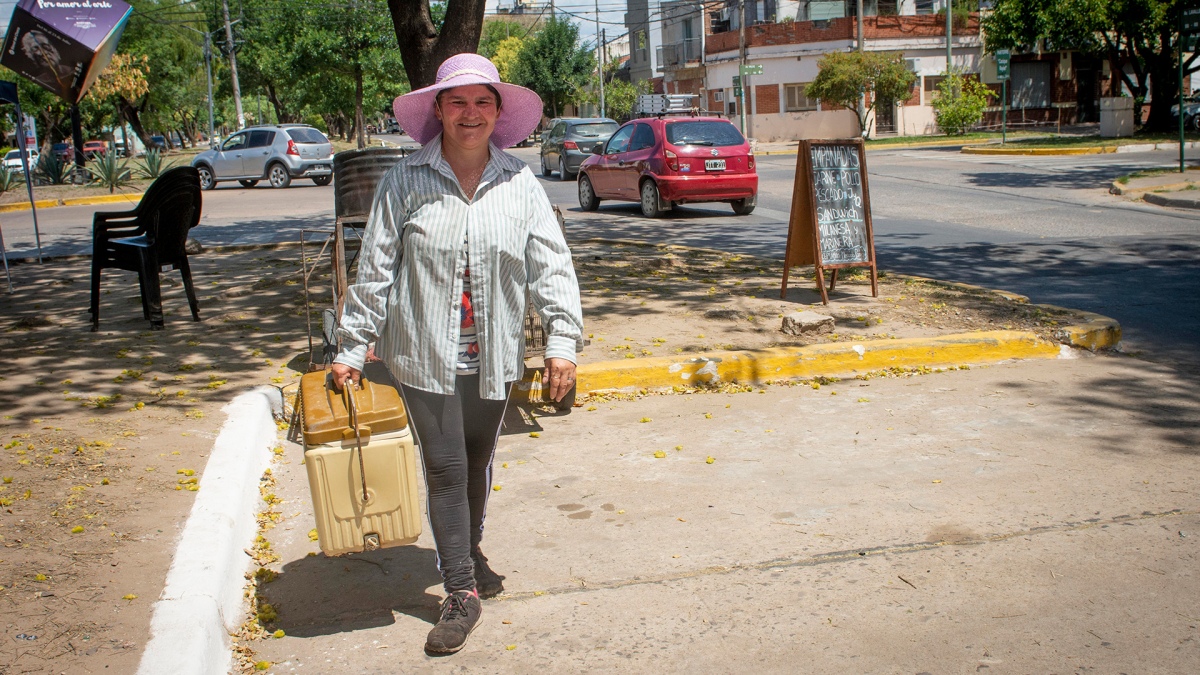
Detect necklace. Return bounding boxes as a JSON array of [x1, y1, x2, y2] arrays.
[[443, 148, 488, 200]]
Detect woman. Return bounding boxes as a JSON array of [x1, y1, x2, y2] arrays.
[[330, 53, 584, 654]]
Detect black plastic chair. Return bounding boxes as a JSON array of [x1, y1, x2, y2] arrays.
[[90, 166, 203, 331]]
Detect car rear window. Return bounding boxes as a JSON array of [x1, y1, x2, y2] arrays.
[[287, 128, 329, 144], [569, 122, 618, 138], [665, 121, 745, 147], [5, 150, 19, 160]]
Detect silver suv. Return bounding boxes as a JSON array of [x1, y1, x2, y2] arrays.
[[191, 124, 333, 190]]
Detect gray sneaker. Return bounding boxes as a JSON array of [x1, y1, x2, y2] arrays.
[[472, 547, 506, 599], [425, 590, 482, 654]]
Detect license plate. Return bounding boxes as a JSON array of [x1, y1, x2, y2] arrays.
[[705, 159, 726, 171]]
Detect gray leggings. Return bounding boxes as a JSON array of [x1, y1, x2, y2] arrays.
[[400, 374, 510, 594]]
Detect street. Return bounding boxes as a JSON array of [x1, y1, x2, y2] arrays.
[[4, 146, 1197, 373]]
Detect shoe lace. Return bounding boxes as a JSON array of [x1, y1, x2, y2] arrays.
[[441, 593, 471, 621]]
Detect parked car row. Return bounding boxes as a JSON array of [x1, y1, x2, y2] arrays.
[[565, 116, 757, 217], [190, 123, 334, 190], [539, 117, 619, 181]]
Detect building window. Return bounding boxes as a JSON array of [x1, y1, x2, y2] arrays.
[[1011, 61, 1053, 108], [714, 90, 724, 102], [785, 83, 818, 111], [914, 0, 935, 14]]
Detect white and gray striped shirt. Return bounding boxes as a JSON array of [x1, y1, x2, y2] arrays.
[[334, 135, 584, 400]]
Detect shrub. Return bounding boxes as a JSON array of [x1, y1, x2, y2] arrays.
[[932, 71, 992, 135], [36, 153, 72, 185], [0, 168, 23, 194], [134, 148, 170, 180], [87, 151, 134, 193]]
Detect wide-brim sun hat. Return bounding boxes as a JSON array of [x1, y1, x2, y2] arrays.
[[394, 53, 543, 149]]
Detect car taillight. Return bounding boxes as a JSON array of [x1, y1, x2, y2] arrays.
[[563, 140, 578, 150], [286, 139, 300, 156], [748, 153, 755, 170], [665, 149, 678, 171]]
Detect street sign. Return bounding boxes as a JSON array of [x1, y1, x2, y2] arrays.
[[740, 64, 763, 76], [732, 75, 740, 87], [1184, 6, 1200, 35], [995, 49, 1011, 81]]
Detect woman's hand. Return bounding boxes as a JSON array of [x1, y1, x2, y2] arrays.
[[331, 363, 361, 391], [543, 357, 576, 402]]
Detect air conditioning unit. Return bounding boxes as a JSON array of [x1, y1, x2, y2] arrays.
[[904, 58, 918, 72]]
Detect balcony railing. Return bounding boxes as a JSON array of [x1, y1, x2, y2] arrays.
[[657, 38, 702, 70]]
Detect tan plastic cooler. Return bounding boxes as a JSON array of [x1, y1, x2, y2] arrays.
[[300, 368, 422, 556]]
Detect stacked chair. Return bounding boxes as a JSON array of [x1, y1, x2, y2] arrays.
[[89, 166, 203, 331]]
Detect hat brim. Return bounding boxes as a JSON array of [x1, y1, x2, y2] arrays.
[[394, 75, 543, 150]]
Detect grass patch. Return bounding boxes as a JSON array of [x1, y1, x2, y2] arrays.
[[865, 130, 1043, 147], [996, 131, 1200, 149]]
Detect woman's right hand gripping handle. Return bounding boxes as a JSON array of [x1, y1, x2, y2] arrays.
[[330, 363, 361, 391]]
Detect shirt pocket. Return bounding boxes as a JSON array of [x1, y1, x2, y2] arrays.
[[492, 214, 530, 270]]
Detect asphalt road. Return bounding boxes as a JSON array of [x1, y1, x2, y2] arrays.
[[531, 146, 1200, 375], [2, 144, 1196, 373]]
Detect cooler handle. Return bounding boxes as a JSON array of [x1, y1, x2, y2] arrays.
[[343, 384, 370, 504]]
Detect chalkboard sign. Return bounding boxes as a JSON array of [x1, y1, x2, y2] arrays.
[[781, 139, 877, 304]]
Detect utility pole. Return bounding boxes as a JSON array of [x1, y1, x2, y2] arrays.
[[222, 0, 245, 130], [945, 0, 952, 73], [738, 0, 746, 134], [198, 31, 216, 147], [857, 0, 864, 51], [598, 28, 607, 118]]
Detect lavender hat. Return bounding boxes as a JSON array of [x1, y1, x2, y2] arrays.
[[394, 53, 544, 149]]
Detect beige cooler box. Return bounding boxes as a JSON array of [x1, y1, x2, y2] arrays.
[[300, 368, 423, 556]]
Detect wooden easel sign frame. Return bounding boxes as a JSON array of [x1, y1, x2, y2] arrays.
[[780, 138, 878, 304]]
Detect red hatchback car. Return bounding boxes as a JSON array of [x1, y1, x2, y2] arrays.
[[576, 116, 757, 217]]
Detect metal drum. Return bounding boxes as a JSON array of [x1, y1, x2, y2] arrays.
[[333, 147, 412, 226]]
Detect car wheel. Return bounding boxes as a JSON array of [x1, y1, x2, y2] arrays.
[[312, 175, 332, 186], [731, 195, 756, 216], [559, 157, 573, 181], [238, 179, 259, 188], [640, 180, 664, 218], [1192, 115, 1200, 132], [268, 163, 292, 188], [578, 174, 600, 211], [541, 155, 552, 177], [196, 165, 215, 191]]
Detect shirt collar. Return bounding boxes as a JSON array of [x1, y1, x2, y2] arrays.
[[411, 133, 526, 177]]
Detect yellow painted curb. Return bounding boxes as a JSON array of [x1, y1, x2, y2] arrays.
[[514, 330, 1059, 402], [1036, 304, 1123, 352], [962, 145, 1117, 156], [0, 191, 143, 213]]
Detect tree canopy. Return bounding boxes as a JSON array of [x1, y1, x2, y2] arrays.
[[510, 18, 595, 118], [806, 51, 916, 138], [983, 0, 1198, 131]]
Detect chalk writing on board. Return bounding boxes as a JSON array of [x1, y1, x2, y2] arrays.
[[810, 144, 869, 265]]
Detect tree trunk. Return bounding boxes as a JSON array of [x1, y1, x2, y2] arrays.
[[117, 97, 153, 150], [386, 0, 488, 89], [355, 62, 366, 149], [266, 82, 297, 124], [1141, 30, 1177, 133]]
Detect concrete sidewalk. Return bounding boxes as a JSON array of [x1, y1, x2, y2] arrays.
[[1108, 169, 1200, 210], [247, 355, 1200, 672]]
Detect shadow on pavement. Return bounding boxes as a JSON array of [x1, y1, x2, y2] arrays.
[[878, 236, 1200, 375], [964, 165, 1151, 191], [262, 545, 444, 637], [993, 357, 1200, 455]]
